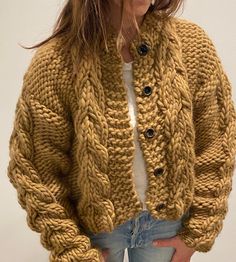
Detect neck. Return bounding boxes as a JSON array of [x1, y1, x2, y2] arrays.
[[107, 3, 146, 44]]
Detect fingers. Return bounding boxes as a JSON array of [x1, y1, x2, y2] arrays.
[[101, 248, 109, 262], [152, 236, 178, 248]]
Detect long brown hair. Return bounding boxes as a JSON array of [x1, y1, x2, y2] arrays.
[[20, 0, 184, 74]]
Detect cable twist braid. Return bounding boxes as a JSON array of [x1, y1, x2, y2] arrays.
[[7, 60, 102, 261]]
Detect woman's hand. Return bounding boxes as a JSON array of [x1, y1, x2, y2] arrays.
[[100, 248, 109, 262], [152, 235, 196, 262]]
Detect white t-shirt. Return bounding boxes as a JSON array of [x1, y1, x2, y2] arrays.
[[122, 61, 148, 210]]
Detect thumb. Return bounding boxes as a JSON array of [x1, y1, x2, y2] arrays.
[[152, 237, 177, 248]]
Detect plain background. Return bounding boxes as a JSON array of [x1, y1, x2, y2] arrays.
[[1, 1, 235, 261]]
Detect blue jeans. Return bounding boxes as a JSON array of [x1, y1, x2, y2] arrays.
[[85, 210, 190, 262]]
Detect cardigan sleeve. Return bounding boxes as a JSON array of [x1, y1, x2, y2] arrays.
[[176, 26, 236, 252], [7, 46, 103, 261]]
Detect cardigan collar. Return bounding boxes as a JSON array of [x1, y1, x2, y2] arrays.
[[101, 10, 166, 65], [97, 10, 188, 88]]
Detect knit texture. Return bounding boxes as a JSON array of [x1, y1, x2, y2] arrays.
[[7, 10, 236, 260]]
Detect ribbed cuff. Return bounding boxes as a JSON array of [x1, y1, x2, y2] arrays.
[[49, 246, 103, 262], [176, 228, 215, 253]]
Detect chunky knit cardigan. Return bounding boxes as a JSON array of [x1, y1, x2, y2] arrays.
[[7, 10, 236, 261]]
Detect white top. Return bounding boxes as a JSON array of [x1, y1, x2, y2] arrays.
[[122, 61, 148, 210]]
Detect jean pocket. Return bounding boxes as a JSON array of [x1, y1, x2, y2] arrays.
[[149, 219, 183, 240], [148, 213, 186, 235]]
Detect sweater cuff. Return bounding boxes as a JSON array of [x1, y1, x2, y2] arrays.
[[49, 244, 103, 262], [176, 217, 224, 252]]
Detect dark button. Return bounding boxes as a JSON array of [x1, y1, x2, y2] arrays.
[[155, 203, 165, 211], [137, 42, 150, 56], [212, 191, 220, 197], [154, 167, 164, 177], [144, 128, 155, 138], [142, 86, 152, 96], [175, 68, 183, 74]]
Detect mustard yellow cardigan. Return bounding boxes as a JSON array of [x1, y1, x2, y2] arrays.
[[7, 10, 236, 261]]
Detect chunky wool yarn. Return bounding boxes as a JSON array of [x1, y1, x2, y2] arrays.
[[7, 10, 236, 261]]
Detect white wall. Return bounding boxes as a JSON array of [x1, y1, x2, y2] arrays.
[[1, 1, 235, 261]]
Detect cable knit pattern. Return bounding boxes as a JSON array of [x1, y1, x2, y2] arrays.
[[72, 48, 115, 233], [7, 10, 236, 260], [7, 44, 103, 261]]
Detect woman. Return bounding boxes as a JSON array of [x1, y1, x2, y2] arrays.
[[7, 0, 236, 261]]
